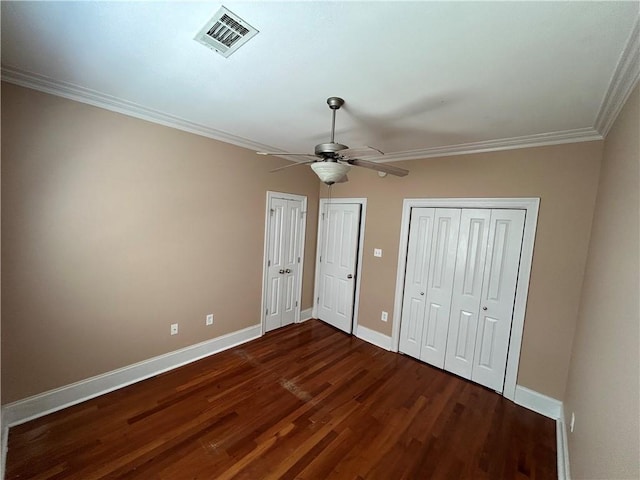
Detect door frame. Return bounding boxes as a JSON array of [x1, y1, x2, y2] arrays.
[[260, 191, 308, 336], [312, 198, 367, 334], [391, 197, 539, 401]]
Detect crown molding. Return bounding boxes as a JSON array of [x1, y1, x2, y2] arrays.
[[2, 65, 604, 164], [358, 127, 603, 163], [1, 66, 277, 154], [595, 15, 640, 137]]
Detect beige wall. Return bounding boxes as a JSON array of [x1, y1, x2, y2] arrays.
[[563, 85, 639, 479], [1, 83, 320, 403], [321, 140, 603, 399], [2, 76, 628, 431]]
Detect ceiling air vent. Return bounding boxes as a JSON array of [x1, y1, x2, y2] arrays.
[[194, 6, 258, 58]]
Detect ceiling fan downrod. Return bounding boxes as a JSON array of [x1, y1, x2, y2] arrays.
[[327, 96, 344, 144], [315, 97, 348, 159]]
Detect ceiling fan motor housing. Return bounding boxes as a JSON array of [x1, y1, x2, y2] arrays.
[[327, 97, 344, 109], [315, 142, 349, 158]]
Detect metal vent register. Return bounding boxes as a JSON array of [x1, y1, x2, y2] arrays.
[[194, 6, 258, 58]]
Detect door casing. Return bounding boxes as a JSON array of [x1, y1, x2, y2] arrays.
[[261, 191, 307, 335], [392, 197, 539, 402], [312, 198, 367, 334]]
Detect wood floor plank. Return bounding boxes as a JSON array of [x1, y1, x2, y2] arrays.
[[6, 320, 556, 479]]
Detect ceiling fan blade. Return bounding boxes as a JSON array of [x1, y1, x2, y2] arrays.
[[257, 152, 316, 157], [337, 146, 384, 159], [348, 158, 409, 177], [269, 160, 317, 173]]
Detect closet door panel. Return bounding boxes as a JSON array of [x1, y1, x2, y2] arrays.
[[444, 209, 491, 379], [419, 209, 461, 368], [399, 208, 435, 358], [472, 209, 526, 392]]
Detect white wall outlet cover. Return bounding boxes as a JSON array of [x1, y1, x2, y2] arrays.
[[170, 323, 178, 335], [374, 248, 382, 257], [570, 412, 575, 433]]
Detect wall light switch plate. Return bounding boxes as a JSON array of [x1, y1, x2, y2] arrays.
[[206, 314, 214, 326], [170, 323, 178, 335], [374, 248, 382, 257], [381, 311, 388, 322]]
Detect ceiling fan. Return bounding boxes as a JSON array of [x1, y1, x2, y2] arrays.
[[257, 97, 409, 185]]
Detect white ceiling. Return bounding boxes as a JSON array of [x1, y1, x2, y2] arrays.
[[2, 1, 639, 161]]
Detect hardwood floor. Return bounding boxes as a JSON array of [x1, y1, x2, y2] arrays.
[[6, 320, 556, 479]]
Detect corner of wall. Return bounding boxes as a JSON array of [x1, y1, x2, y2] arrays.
[[556, 405, 571, 480]]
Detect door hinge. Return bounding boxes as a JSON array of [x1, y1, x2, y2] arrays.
[[268, 259, 271, 266], [296, 301, 298, 307], [297, 257, 300, 263], [319, 255, 322, 263], [317, 297, 320, 304], [322, 212, 325, 220], [266, 308, 269, 315]]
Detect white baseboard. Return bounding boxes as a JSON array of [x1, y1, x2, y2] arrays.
[[355, 324, 392, 351], [556, 407, 571, 480], [504, 385, 571, 480], [1, 324, 262, 428], [299, 308, 313, 322], [514, 385, 562, 420]]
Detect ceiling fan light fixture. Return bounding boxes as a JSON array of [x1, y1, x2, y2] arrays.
[[310, 162, 351, 185], [260, 96, 408, 182]]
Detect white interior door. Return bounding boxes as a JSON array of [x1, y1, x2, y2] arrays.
[[471, 209, 525, 392], [398, 204, 529, 394], [265, 197, 287, 332], [419, 209, 461, 367], [399, 208, 435, 358], [444, 209, 491, 380], [281, 199, 303, 327], [392, 198, 539, 401], [265, 195, 304, 332], [316, 203, 361, 333]]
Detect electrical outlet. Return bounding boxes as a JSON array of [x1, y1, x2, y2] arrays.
[[374, 248, 383, 257], [570, 412, 575, 433], [206, 314, 214, 326], [170, 323, 178, 335], [381, 311, 388, 322]]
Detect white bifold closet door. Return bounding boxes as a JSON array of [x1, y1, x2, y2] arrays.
[[398, 208, 460, 366], [472, 208, 525, 391], [444, 209, 491, 380], [398, 208, 435, 358], [399, 207, 525, 393]]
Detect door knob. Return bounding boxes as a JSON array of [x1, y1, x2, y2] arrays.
[[279, 269, 285, 274], [482, 306, 488, 311], [285, 269, 291, 274], [347, 274, 353, 279], [420, 292, 425, 296]]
